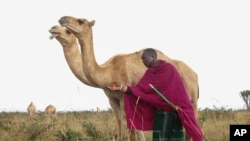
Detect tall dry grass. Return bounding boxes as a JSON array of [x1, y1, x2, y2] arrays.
[[0, 108, 249, 141]]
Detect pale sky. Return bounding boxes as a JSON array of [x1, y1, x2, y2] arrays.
[[0, 1, 249, 112]]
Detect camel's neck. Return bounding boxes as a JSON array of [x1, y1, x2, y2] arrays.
[[78, 30, 111, 87], [60, 39, 95, 87]]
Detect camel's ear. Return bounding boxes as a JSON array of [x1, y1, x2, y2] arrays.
[[90, 20, 95, 26]]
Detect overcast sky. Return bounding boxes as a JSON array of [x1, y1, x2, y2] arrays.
[[0, 1, 249, 112]]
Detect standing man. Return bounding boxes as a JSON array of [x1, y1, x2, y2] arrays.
[[107, 48, 204, 141]]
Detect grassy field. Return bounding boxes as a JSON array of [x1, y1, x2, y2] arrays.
[[0, 108, 249, 141]]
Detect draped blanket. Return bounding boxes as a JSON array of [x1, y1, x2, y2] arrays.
[[124, 60, 203, 140]]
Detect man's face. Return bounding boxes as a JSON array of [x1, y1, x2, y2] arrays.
[[141, 52, 152, 68]]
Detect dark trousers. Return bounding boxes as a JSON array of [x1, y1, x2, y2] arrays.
[[152, 110, 185, 141]]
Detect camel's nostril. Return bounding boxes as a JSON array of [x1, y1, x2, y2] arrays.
[[58, 17, 68, 27], [58, 17, 67, 24], [58, 18, 63, 24]]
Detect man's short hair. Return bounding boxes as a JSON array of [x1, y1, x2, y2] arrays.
[[143, 48, 157, 58]]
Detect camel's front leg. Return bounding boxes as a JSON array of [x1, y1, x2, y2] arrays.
[[129, 129, 145, 141], [137, 131, 146, 141], [108, 97, 124, 140], [129, 130, 136, 141]]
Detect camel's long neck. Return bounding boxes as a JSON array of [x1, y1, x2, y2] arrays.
[[78, 30, 110, 87], [61, 39, 95, 87]]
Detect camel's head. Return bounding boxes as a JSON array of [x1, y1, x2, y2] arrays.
[[58, 16, 95, 37], [49, 25, 77, 47]]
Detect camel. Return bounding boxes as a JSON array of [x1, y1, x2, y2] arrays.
[[49, 25, 135, 139], [57, 16, 199, 141], [96, 106, 101, 113], [45, 104, 57, 115], [49, 24, 146, 141], [27, 101, 36, 117]]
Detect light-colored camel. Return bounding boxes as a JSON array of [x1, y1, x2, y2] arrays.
[[96, 107, 101, 113], [49, 25, 134, 139], [58, 16, 199, 141], [45, 104, 57, 115], [27, 101, 36, 117], [49, 24, 147, 141]]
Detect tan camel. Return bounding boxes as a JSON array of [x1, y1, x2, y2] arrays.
[[45, 104, 57, 115], [27, 101, 36, 117], [58, 16, 199, 141], [49, 25, 132, 139], [96, 107, 101, 112]]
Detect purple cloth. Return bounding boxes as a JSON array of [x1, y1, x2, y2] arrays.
[[124, 60, 203, 140]]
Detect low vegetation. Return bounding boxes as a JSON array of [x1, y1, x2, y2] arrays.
[[0, 108, 249, 141]]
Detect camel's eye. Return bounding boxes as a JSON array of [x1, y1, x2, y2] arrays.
[[66, 30, 72, 35], [78, 19, 84, 25]]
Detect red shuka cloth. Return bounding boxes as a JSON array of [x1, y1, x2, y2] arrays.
[[124, 60, 204, 140]]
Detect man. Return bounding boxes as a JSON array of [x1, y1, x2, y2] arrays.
[[107, 48, 204, 141]]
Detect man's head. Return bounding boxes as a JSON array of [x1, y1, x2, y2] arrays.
[[141, 48, 158, 68]]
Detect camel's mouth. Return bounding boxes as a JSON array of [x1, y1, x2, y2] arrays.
[[49, 29, 59, 40]]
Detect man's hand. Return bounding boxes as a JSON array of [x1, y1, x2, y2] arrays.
[[107, 82, 121, 91]]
